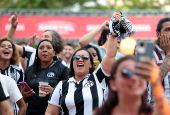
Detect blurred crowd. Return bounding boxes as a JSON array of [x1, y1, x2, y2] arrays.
[[0, 12, 170, 115]]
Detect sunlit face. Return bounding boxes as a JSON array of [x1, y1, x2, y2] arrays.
[[38, 41, 55, 63], [41, 31, 53, 41], [87, 47, 99, 61], [0, 41, 13, 60], [62, 45, 74, 59], [110, 60, 146, 97], [73, 50, 92, 77]]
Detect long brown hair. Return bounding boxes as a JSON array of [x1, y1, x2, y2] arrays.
[[0, 37, 19, 65], [94, 55, 152, 115]]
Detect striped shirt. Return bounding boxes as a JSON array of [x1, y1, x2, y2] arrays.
[[49, 64, 110, 115], [147, 45, 170, 105], [0, 65, 24, 86]]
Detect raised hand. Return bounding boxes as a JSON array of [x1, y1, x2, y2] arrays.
[[160, 34, 170, 55], [27, 33, 37, 46], [9, 12, 18, 28], [101, 20, 109, 30]]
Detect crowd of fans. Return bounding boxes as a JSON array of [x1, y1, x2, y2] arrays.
[[0, 11, 170, 115]]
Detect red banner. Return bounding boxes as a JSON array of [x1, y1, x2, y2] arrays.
[[127, 16, 168, 39], [0, 15, 169, 39], [0, 16, 109, 39]]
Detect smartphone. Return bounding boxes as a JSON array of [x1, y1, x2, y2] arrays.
[[135, 41, 154, 62], [93, 60, 100, 70], [19, 82, 31, 92]]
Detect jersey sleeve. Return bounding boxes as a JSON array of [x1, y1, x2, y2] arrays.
[[0, 76, 9, 102], [17, 69, 24, 86], [7, 77, 22, 103], [48, 81, 62, 107], [23, 46, 36, 67], [93, 63, 110, 83]]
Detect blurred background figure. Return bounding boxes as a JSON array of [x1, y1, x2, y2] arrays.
[[16, 40, 28, 71], [62, 42, 74, 68]]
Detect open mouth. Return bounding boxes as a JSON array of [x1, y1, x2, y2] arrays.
[[77, 64, 84, 67], [3, 51, 9, 55]]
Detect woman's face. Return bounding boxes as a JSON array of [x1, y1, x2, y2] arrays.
[[73, 50, 92, 77], [0, 41, 13, 61], [110, 59, 146, 97], [38, 41, 55, 63], [87, 47, 99, 61]]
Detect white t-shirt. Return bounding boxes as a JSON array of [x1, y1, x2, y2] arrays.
[[1, 74, 22, 115]]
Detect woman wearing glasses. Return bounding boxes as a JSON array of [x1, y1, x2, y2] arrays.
[[93, 55, 170, 115], [45, 25, 118, 115]]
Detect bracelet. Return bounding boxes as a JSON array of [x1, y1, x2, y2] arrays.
[[155, 92, 165, 101]]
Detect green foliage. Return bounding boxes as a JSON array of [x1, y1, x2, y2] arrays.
[[0, 0, 169, 10], [0, 0, 91, 9]]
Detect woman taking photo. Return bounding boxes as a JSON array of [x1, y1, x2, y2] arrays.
[[94, 55, 170, 115], [24, 39, 69, 115]]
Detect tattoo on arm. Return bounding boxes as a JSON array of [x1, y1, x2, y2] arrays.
[[159, 55, 170, 81]]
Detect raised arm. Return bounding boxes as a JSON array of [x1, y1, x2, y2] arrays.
[[101, 12, 121, 75], [6, 12, 18, 42], [6, 12, 24, 57], [79, 20, 109, 47]]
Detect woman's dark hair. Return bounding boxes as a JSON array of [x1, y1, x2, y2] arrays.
[[94, 55, 152, 115], [44, 29, 64, 54], [98, 29, 109, 46], [83, 44, 102, 63], [26, 39, 57, 83], [0, 37, 19, 65], [68, 48, 94, 78]]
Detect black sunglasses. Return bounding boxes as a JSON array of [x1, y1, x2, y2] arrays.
[[73, 55, 89, 61], [121, 69, 134, 78]]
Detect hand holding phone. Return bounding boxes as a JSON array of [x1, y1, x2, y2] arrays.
[[135, 41, 154, 62], [19, 82, 31, 92]]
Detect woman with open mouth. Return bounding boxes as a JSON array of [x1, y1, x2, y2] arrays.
[[0, 37, 26, 115]]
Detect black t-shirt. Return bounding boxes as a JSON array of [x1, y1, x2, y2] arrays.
[[25, 61, 69, 115]]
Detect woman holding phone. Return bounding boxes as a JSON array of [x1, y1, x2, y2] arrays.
[[24, 39, 68, 115], [94, 55, 170, 115]]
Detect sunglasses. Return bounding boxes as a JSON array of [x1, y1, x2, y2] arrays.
[[73, 55, 89, 61], [121, 69, 134, 78]]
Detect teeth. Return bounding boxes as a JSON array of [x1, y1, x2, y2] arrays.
[[78, 64, 83, 66], [131, 85, 139, 88]]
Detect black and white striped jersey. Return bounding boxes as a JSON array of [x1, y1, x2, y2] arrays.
[[23, 46, 36, 67], [23, 46, 67, 68], [49, 64, 110, 115], [0, 75, 9, 102], [0, 65, 24, 86]]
